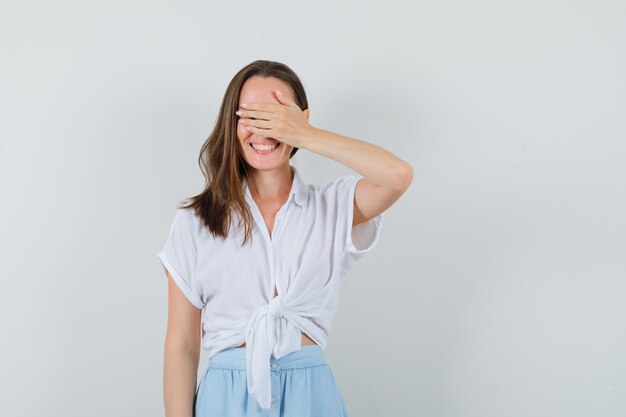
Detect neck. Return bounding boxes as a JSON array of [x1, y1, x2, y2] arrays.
[[247, 165, 294, 203]]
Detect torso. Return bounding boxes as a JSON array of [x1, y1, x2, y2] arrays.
[[236, 283, 318, 347], [237, 196, 318, 348]]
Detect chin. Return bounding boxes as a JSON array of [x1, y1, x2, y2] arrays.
[[242, 142, 292, 171]]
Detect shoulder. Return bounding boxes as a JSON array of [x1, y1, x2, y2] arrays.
[[317, 175, 361, 198], [170, 206, 202, 239], [299, 176, 362, 215], [313, 175, 358, 189], [173, 206, 198, 224]]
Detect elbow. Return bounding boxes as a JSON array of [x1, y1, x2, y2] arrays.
[[393, 162, 414, 192]]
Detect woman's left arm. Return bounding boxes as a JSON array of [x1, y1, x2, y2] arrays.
[[237, 91, 414, 225], [302, 127, 413, 225]]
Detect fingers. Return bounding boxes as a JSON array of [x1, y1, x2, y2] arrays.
[[243, 124, 269, 136], [236, 109, 270, 120], [238, 102, 278, 112], [239, 117, 271, 129], [275, 90, 293, 104]]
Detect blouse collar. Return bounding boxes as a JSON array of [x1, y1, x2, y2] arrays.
[[242, 165, 306, 208]]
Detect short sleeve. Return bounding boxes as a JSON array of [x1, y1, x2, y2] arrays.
[[330, 176, 384, 274], [156, 208, 205, 309]]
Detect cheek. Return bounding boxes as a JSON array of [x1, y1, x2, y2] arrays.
[[237, 123, 250, 138]]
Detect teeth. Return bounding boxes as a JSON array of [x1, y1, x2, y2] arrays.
[[251, 143, 277, 151]]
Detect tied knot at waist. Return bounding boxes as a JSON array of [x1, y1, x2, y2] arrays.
[[244, 293, 316, 410], [268, 295, 284, 319]]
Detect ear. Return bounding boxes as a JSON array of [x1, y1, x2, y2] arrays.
[[303, 109, 310, 121]]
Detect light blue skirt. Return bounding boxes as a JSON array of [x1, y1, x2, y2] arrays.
[[194, 345, 350, 417]]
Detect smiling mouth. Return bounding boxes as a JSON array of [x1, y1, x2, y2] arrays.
[[250, 142, 280, 151]]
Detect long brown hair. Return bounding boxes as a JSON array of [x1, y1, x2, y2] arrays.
[[178, 60, 309, 246]]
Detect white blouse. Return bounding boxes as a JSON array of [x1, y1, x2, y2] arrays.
[[156, 164, 384, 409]]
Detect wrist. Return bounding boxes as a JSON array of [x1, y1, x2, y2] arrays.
[[298, 127, 322, 150]]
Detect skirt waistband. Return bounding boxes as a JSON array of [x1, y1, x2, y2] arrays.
[[207, 345, 327, 370]]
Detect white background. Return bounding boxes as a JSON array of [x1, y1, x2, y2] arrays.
[[1, 1, 624, 416]]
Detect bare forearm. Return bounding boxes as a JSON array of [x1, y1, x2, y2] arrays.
[[300, 127, 413, 190], [163, 346, 200, 417]]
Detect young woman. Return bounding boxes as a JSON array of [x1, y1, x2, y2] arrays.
[[157, 60, 413, 417]]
